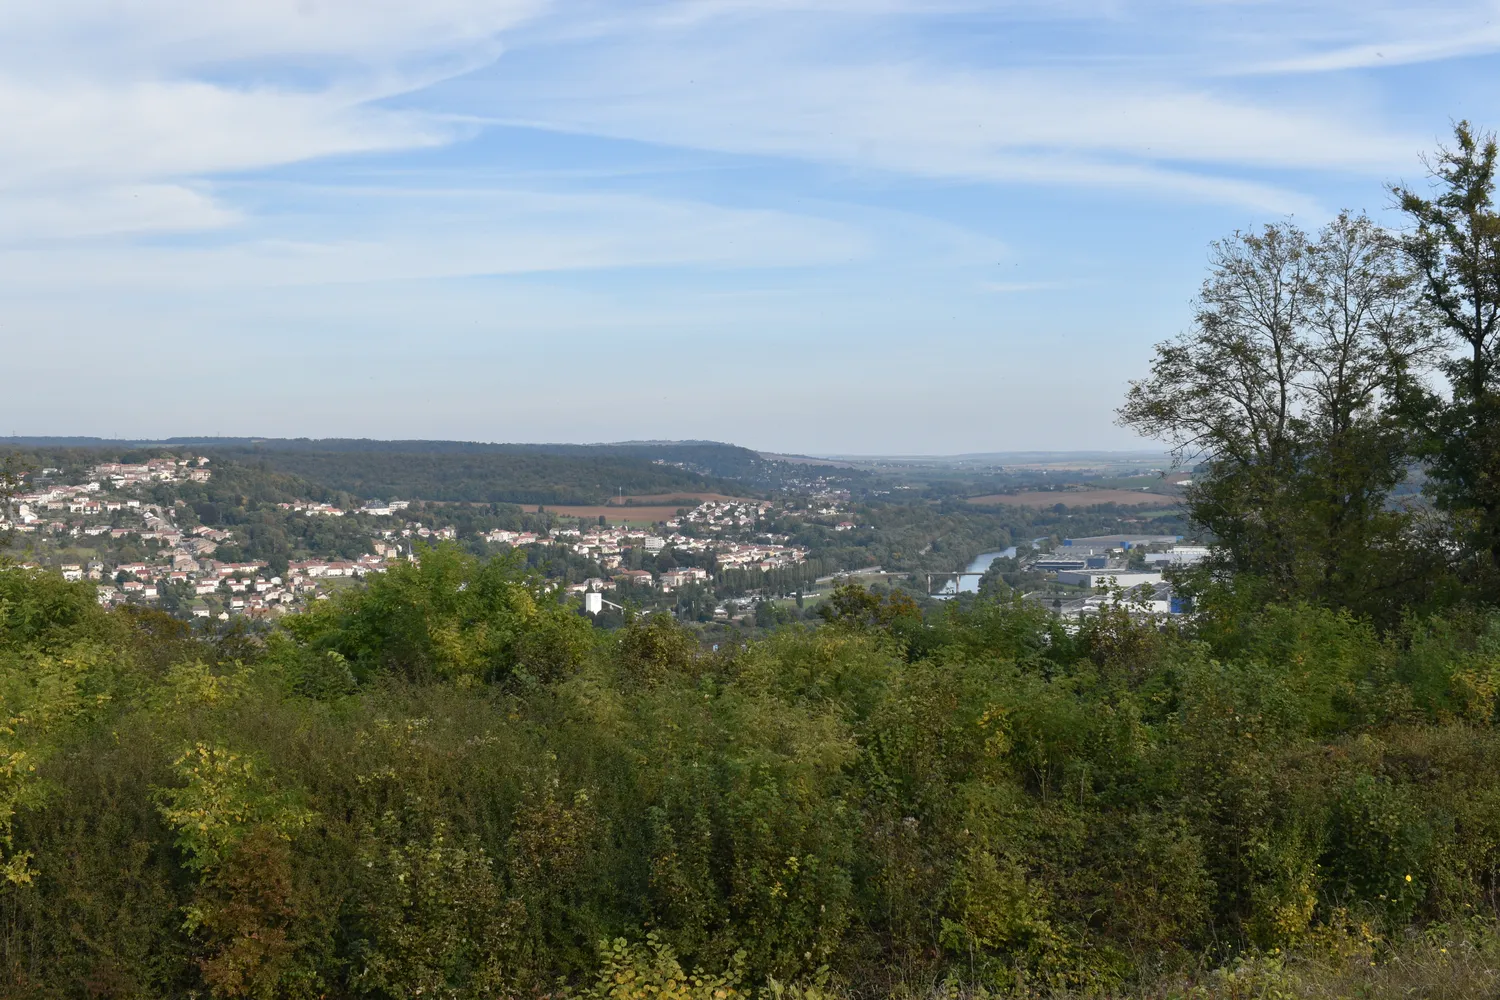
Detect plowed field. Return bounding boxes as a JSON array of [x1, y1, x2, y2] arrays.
[[968, 490, 1179, 508], [523, 505, 687, 523], [609, 493, 756, 504]]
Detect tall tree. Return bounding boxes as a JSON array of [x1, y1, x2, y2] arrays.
[[1120, 216, 1436, 617], [1119, 223, 1313, 594], [1393, 122, 1500, 587], [1299, 212, 1438, 605]]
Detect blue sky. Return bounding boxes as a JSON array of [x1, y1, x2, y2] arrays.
[[3, 1, 1498, 454]]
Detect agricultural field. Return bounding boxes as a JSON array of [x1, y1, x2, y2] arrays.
[[606, 492, 757, 505], [968, 489, 1181, 508], [524, 504, 690, 524], [526, 493, 760, 524], [1080, 473, 1187, 491]]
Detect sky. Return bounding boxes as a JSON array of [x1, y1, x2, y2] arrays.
[[3, 1, 1499, 454]]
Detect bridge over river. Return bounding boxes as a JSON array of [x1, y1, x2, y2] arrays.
[[928, 546, 1017, 596]]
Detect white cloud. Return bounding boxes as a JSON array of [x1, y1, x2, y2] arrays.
[[0, 80, 452, 191], [451, 5, 1420, 213], [0, 184, 239, 242], [0, 77, 458, 239], [0, 2, 545, 71], [0, 1, 544, 241], [1233, 1, 1500, 74], [1254, 29, 1500, 74], [2, 0, 1488, 451], [470, 54, 1386, 210], [0, 186, 868, 287], [0, 0, 1432, 245]]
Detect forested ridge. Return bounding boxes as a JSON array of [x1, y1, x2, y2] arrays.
[[199, 450, 738, 506], [0, 440, 771, 505]]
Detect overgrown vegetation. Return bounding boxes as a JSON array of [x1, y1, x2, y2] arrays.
[[3, 552, 1500, 998]]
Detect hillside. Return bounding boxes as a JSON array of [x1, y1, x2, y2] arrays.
[[0, 437, 752, 506], [146, 437, 763, 476], [199, 448, 739, 505]]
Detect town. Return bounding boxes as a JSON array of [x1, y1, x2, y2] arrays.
[[0, 440, 1218, 629], [0, 451, 1219, 629], [0, 462, 832, 622]]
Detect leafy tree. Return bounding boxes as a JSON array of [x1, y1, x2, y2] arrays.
[[0, 453, 30, 554], [1120, 214, 1437, 619], [1394, 121, 1500, 591], [280, 543, 594, 684], [817, 583, 921, 633]]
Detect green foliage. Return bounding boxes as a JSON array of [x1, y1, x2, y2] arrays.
[[283, 542, 595, 683], [1119, 214, 1440, 625], [0, 452, 29, 554], [3, 562, 1500, 996], [0, 569, 124, 888], [209, 445, 736, 505], [350, 825, 520, 997], [0, 566, 109, 651], [1393, 122, 1500, 596], [615, 613, 701, 686], [576, 933, 749, 1000], [156, 741, 314, 875]]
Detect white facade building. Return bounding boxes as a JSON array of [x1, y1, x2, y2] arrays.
[[1054, 570, 1165, 589]]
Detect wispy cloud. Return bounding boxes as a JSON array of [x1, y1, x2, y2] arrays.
[[0, 0, 1436, 245], [1220, 0, 1500, 75], [0, 184, 240, 242], [0, 186, 869, 288], [0, 2, 545, 72], [457, 7, 1414, 212], [1254, 29, 1500, 74], [0, 1, 544, 241]]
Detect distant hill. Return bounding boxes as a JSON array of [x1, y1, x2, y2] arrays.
[[0, 437, 758, 505], [811, 450, 1170, 466], [12, 437, 764, 477], [230, 451, 740, 505]]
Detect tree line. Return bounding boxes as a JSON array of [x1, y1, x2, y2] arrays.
[[203, 449, 737, 506]]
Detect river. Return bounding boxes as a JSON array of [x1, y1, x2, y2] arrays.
[[936, 546, 1017, 596]]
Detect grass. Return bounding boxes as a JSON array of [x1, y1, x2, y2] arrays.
[[525, 504, 687, 524], [877, 921, 1500, 1000]]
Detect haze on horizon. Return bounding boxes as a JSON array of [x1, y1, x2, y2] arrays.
[[3, 1, 1496, 454]]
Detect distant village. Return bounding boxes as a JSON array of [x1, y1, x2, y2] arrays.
[[1, 456, 1210, 625], [1, 463, 818, 620]]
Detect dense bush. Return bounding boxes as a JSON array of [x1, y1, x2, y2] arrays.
[[4, 552, 1500, 997]]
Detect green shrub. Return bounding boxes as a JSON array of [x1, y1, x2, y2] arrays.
[[2, 568, 1500, 997]]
